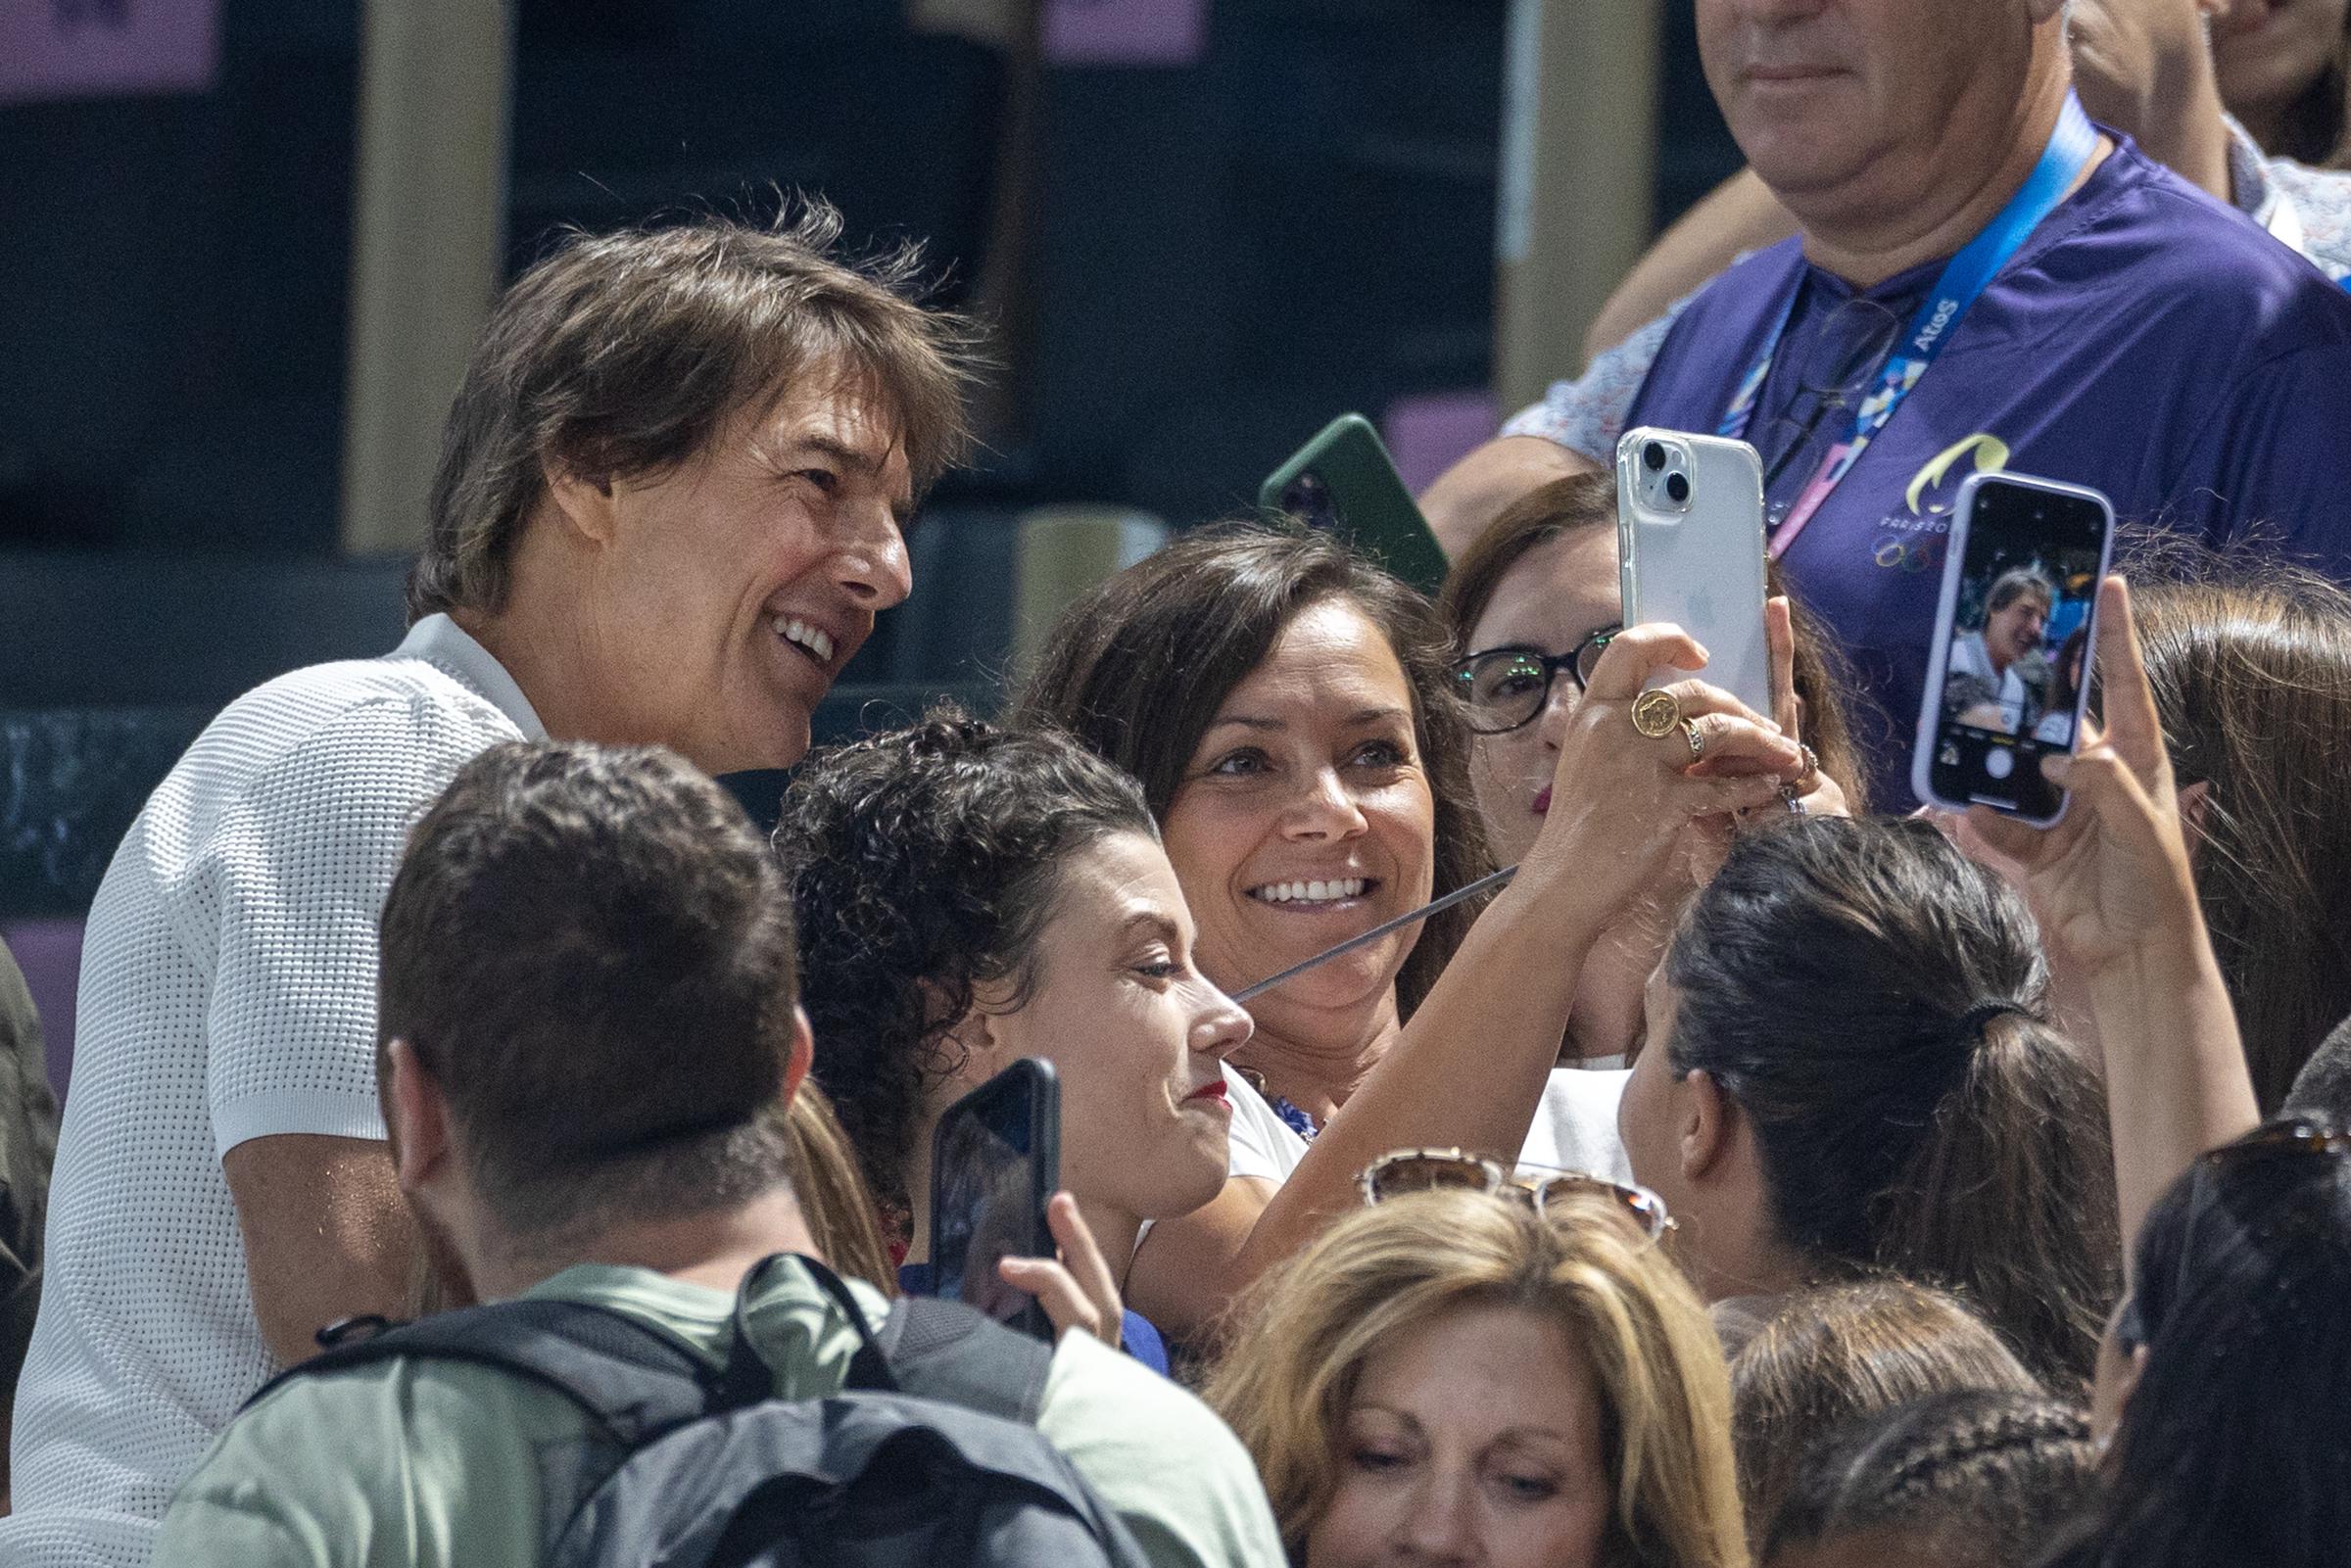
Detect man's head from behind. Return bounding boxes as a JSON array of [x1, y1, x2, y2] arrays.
[[1699, 0, 2071, 216], [378, 741, 810, 1295]]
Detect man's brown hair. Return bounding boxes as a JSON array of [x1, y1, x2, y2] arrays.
[[410, 202, 984, 622], [378, 741, 801, 1244]]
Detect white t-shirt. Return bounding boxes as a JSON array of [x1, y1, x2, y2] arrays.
[[3, 616, 540, 1568], [1222, 1067, 1633, 1187]]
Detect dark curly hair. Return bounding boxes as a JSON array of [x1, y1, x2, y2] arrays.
[[771, 710, 1158, 1221], [1011, 520, 1492, 1016]]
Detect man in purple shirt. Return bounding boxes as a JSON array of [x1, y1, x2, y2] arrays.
[[1555, 0, 2351, 806]]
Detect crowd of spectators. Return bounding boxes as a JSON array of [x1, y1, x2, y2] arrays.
[[4, 0, 2351, 1564]]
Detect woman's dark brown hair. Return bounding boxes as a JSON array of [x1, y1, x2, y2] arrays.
[[2133, 569, 2351, 1112], [1664, 817, 2120, 1391], [1763, 1389, 2097, 1568], [1437, 473, 1871, 810], [1012, 521, 1492, 1016], [1730, 1277, 2042, 1539]]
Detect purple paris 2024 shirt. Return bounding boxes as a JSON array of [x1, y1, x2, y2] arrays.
[[1626, 134, 2351, 808]]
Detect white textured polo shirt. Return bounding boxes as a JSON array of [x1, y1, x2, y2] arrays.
[[2, 616, 542, 1568]]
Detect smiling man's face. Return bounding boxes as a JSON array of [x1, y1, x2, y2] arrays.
[[573, 370, 914, 774]]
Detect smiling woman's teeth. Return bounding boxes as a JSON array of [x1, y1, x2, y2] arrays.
[[1251, 879, 1368, 905], [772, 615, 835, 665]]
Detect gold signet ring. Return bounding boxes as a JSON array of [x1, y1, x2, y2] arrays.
[[1630, 689, 1683, 738]]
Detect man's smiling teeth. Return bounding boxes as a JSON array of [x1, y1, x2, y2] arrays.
[[772, 616, 835, 665], [1251, 879, 1368, 905]]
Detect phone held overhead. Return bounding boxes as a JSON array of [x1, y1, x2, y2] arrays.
[[1614, 427, 1774, 718], [1912, 471, 2115, 825]]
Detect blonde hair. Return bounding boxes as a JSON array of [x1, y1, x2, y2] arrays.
[[1206, 1188, 1749, 1568], [783, 1080, 897, 1298]]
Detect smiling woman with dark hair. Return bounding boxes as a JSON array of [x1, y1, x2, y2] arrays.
[[774, 712, 1253, 1367], [1017, 521, 1806, 1342]]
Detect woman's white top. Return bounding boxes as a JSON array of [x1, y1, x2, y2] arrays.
[[1223, 1065, 1633, 1187], [3, 616, 540, 1568]]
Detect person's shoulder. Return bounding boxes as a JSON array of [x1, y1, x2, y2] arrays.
[[1039, 1331, 1287, 1568], [2261, 156, 2351, 282], [133, 649, 521, 876], [2063, 145, 2351, 330], [151, 648, 510, 821], [158, 1351, 581, 1568]]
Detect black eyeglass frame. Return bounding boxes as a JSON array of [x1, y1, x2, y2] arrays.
[[1451, 625, 1622, 736]]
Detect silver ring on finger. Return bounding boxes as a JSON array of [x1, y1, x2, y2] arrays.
[[1681, 718, 1704, 763]]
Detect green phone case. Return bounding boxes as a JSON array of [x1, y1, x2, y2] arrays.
[[1259, 413, 1452, 597]]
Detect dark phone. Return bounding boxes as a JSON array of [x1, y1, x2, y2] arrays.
[[1259, 414, 1452, 596], [1913, 472, 2115, 825], [928, 1059, 1060, 1342]]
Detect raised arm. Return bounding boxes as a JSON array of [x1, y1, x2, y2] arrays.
[[1953, 578, 2260, 1258], [1129, 626, 1803, 1335]]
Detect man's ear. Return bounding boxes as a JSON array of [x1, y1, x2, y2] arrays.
[[2177, 778, 2212, 867], [540, 455, 621, 547], [1680, 1069, 1734, 1184], [383, 1039, 453, 1196], [783, 1005, 814, 1105]]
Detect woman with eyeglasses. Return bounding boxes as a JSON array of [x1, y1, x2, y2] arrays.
[[1437, 475, 1866, 1069], [1015, 521, 1806, 1343], [1207, 1164, 1748, 1568]]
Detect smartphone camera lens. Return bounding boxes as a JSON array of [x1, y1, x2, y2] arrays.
[[1643, 442, 1666, 472], [1665, 471, 1691, 504]]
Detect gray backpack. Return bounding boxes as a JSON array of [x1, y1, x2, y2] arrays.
[[255, 1255, 1153, 1568]]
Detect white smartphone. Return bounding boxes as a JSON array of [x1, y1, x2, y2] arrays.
[[1912, 471, 2116, 825], [1614, 427, 1773, 718]]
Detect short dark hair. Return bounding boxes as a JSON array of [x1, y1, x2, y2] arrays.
[[1763, 1389, 2096, 1565], [771, 711, 1157, 1219], [1012, 521, 1492, 1016], [410, 202, 984, 621], [2285, 1013, 2351, 1123], [378, 741, 801, 1242], [1665, 817, 2119, 1390]]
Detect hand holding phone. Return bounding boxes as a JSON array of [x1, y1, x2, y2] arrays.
[[995, 1193, 1124, 1352], [1913, 472, 2116, 824], [929, 1060, 1060, 1341], [1614, 428, 1773, 718]]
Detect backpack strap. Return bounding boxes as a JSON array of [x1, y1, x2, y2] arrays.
[[249, 1297, 718, 1449], [255, 1255, 1055, 1440]]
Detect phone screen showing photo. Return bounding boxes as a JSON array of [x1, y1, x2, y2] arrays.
[[930, 1074, 1054, 1337], [1925, 480, 2109, 819]]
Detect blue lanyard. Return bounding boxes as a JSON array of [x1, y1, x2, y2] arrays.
[[1719, 93, 2101, 556]]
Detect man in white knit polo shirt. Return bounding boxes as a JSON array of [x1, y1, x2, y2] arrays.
[[2, 205, 976, 1567]]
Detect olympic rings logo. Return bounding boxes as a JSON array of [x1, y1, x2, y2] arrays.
[[1874, 537, 1943, 573]]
